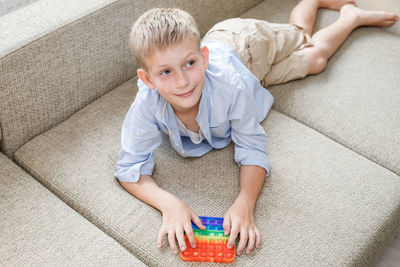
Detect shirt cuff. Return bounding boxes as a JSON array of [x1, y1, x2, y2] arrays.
[[235, 150, 271, 177], [114, 157, 154, 183]]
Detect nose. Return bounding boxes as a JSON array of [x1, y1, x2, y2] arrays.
[[175, 70, 189, 89]]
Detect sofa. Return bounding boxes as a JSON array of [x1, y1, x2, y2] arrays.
[[1, 0, 399, 266]]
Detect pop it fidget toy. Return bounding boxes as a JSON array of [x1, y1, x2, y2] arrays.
[[180, 216, 235, 263]]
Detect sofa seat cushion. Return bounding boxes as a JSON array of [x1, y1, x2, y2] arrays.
[[0, 153, 144, 266], [240, 0, 400, 175], [14, 77, 400, 266]]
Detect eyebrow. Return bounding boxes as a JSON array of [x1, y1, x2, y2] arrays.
[[153, 52, 198, 70], [184, 52, 197, 59], [154, 64, 169, 69]]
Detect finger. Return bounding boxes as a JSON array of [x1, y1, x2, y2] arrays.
[[255, 227, 262, 248], [223, 216, 231, 236], [246, 229, 256, 255], [227, 225, 239, 249], [237, 228, 248, 256], [167, 230, 178, 255], [175, 227, 186, 252], [157, 228, 166, 248], [184, 223, 197, 248], [191, 212, 206, 230]]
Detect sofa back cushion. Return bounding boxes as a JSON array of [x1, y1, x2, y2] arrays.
[[0, 0, 263, 157]]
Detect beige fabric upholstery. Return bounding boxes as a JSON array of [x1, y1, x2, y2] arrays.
[[241, 0, 400, 175], [0, 0, 263, 157], [0, 153, 145, 266], [14, 77, 400, 266]]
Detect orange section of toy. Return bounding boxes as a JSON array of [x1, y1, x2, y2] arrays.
[[181, 236, 235, 263]]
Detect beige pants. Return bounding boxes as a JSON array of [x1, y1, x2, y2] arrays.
[[202, 18, 313, 87]]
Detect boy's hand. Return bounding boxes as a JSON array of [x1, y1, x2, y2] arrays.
[[223, 196, 261, 256], [157, 195, 206, 254]]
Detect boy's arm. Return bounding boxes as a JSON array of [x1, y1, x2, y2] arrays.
[[223, 165, 266, 256], [119, 175, 206, 254], [115, 89, 162, 183], [225, 87, 270, 256]]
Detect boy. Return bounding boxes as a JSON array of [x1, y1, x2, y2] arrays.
[[115, 0, 398, 256]]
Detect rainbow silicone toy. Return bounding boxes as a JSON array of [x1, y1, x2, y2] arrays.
[[180, 216, 235, 263]]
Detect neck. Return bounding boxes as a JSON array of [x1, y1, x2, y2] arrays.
[[173, 102, 199, 119], [173, 104, 200, 132]]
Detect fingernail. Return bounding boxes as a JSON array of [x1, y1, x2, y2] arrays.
[[181, 246, 186, 251], [191, 243, 196, 248], [173, 250, 177, 254], [228, 244, 232, 249]]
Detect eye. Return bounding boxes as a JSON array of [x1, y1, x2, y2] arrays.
[[160, 69, 171, 76], [186, 60, 195, 68]]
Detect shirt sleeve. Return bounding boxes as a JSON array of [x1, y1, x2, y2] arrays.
[[229, 83, 271, 177], [114, 92, 162, 183]]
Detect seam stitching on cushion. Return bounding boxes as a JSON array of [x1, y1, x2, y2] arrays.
[[271, 107, 399, 177]]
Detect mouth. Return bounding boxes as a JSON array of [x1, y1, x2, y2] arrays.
[[175, 87, 195, 98]]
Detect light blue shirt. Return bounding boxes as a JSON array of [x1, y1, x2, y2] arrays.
[[115, 40, 274, 183]]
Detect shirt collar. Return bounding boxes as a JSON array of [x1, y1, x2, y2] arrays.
[[153, 93, 179, 141]]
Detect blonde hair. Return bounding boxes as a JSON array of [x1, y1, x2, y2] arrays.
[[129, 8, 201, 69]]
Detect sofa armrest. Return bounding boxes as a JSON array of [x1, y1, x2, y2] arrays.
[[0, 0, 136, 157]]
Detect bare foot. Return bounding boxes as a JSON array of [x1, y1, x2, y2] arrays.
[[340, 5, 399, 28], [320, 0, 357, 11]]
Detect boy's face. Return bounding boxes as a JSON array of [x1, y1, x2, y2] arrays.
[[137, 38, 209, 115]]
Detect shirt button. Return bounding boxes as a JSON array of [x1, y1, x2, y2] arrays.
[[215, 129, 220, 133], [168, 130, 172, 134], [136, 132, 140, 136], [181, 150, 185, 154]]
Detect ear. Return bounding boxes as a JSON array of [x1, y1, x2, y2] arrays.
[[137, 68, 155, 89], [201, 45, 209, 70]]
